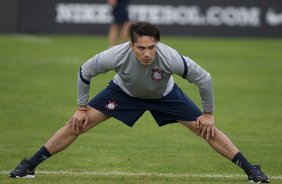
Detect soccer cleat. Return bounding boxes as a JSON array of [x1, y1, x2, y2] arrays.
[[9, 159, 35, 178], [248, 165, 269, 183]]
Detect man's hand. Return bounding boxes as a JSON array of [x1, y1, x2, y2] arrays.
[[66, 109, 89, 134], [196, 113, 215, 140]]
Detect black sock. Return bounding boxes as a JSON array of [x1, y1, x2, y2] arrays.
[[232, 152, 253, 175], [29, 146, 51, 169]]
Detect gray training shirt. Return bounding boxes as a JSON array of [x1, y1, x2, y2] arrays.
[[78, 42, 214, 113]]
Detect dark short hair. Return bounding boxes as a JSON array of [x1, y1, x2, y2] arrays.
[[130, 22, 160, 43]]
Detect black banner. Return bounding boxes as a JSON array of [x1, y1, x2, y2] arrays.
[[2, 0, 282, 37]]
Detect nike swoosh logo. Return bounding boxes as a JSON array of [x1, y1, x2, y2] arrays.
[[266, 9, 282, 26]]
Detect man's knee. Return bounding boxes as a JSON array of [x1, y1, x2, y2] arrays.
[[64, 123, 86, 136], [181, 121, 197, 130], [181, 121, 218, 138]]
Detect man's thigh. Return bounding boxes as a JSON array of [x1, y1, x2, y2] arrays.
[[81, 106, 110, 132]]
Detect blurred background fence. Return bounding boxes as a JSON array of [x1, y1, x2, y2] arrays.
[[0, 0, 281, 37]]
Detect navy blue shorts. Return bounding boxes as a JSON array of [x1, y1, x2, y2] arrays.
[[112, 0, 129, 24], [88, 81, 202, 127]]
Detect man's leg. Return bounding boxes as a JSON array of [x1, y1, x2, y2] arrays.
[[9, 107, 109, 178], [108, 24, 119, 48], [181, 121, 239, 159], [120, 22, 130, 43], [181, 121, 269, 183], [44, 107, 108, 155]]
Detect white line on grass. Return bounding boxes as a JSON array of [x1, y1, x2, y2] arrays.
[[14, 34, 53, 44], [1, 170, 282, 180]]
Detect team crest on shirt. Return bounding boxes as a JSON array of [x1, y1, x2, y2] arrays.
[[105, 100, 117, 110], [151, 68, 164, 82]]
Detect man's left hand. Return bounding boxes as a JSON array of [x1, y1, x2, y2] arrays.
[[196, 113, 215, 140]]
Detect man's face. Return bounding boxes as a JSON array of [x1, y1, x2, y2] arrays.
[[130, 36, 157, 66]]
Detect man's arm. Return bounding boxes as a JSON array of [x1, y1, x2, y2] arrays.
[[77, 49, 116, 106], [174, 54, 214, 113], [182, 56, 215, 140], [197, 77, 214, 114], [77, 66, 91, 107], [69, 49, 115, 133], [172, 53, 215, 139]]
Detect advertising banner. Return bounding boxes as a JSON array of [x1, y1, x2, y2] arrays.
[[12, 0, 282, 37]]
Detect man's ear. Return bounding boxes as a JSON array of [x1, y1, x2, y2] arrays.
[[130, 42, 134, 49]]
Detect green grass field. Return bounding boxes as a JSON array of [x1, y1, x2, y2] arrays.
[[0, 34, 282, 183]]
